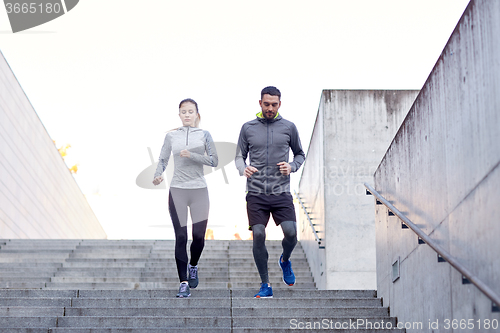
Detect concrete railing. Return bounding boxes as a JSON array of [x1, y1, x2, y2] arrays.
[[365, 183, 500, 312], [373, 0, 500, 329]]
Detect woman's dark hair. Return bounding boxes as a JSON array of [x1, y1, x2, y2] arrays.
[[179, 98, 198, 112]]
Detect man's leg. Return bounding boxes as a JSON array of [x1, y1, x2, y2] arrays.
[[252, 224, 269, 285], [247, 194, 272, 297], [280, 220, 297, 262], [279, 220, 297, 286]]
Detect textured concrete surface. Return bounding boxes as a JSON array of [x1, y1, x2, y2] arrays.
[[298, 90, 418, 290], [374, 1, 500, 331], [0, 51, 106, 239], [0, 239, 400, 332]]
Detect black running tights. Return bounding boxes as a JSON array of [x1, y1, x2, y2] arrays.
[[169, 188, 209, 282], [252, 221, 297, 284]]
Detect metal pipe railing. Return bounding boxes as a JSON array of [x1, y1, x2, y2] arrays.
[[364, 182, 500, 308], [294, 190, 323, 248]]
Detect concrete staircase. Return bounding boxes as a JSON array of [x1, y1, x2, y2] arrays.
[[0, 239, 404, 332]]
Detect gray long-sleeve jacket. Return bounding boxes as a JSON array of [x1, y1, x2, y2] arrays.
[[154, 126, 218, 189], [235, 112, 305, 195]]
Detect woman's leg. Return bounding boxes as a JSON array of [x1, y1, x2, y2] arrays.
[[169, 188, 189, 282], [189, 188, 209, 266], [190, 219, 208, 265]]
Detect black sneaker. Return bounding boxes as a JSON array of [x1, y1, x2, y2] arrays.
[[188, 264, 199, 289], [176, 282, 191, 298]]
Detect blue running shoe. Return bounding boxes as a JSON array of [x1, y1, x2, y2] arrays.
[[254, 283, 273, 298], [279, 254, 295, 286]]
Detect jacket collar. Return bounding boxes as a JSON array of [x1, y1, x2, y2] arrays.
[[178, 126, 201, 132], [256, 112, 281, 123]]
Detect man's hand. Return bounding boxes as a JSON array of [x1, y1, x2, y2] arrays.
[[152, 176, 164, 185], [180, 149, 191, 158], [277, 162, 292, 176], [244, 166, 259, 178]]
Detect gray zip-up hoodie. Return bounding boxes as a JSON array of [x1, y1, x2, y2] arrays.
[[235, 112, 305, 195], [154, 126, 218, 189]]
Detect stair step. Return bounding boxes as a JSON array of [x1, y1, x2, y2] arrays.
[[0, 329, 50, 333], [0, 290, 77, 298], [231, 316, 398, 328], [70, 297, 225, 307], [231, 297, 382, 307], [0, 278, 51, 282], [0, 282, 47, 288], [56, 316, 232, 327], [72, 291, 231, 308], [230, 306, 389, 317], [0, 298, 72, 307], [232, 329, 403, 333], [0, 263, 63, 268], [0, 317, 57, 327], [64, 307, 231, 316], [0, 239, 398, 331], [46, 329, 231, 333], [0, 306, 65, 316], [43, 282, 316, 290], [77, 289, 230, 298]]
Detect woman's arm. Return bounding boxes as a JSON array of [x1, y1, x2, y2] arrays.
[[189, 130, 219, 167], [153, 133, 172, 179]]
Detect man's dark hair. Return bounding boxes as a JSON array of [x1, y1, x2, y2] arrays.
[[261, 86, 281, 100]]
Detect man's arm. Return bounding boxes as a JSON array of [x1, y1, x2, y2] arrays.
[[235, 125, 248, 176], [288, 123, 305, 172], [235, 124, 252, 176]]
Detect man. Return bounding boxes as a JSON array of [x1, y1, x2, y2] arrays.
[[235, 86, 306, 298]]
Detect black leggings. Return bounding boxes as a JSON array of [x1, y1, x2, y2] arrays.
[[169, 187, 209, 282]]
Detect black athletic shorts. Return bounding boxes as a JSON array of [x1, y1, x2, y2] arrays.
[[246, 192, 296, 229]]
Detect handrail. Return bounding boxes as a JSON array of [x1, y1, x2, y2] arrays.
[[364, 183, 500, 308], [294, 190, 323, 248]]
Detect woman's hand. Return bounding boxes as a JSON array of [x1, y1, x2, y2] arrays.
[[180, 149, 191, 158], [152, 176, 164, 185]]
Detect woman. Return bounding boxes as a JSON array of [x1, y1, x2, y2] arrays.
[[152, 98, 218, 298]]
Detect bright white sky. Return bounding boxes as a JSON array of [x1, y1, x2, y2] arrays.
[[0, 0, 469, 240]]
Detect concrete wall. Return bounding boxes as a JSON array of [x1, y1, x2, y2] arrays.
[[374, 1, 500, 331], [298, 89, 418, 290], [297, 102, 327, 288], [0, 50, 107, 239]]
